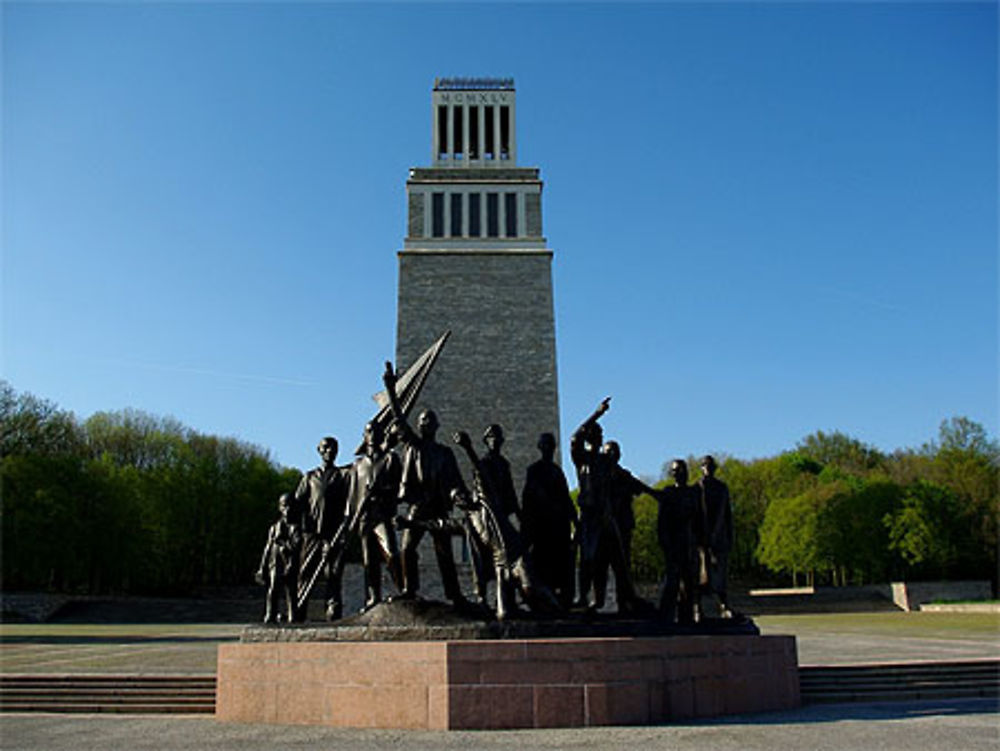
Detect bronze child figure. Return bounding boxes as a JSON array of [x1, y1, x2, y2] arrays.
[[256, 492, 302, 624]]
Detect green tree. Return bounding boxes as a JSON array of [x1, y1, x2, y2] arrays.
[[885, 481, 964, 577], [797, 430, 884, 475], [1, 382, 87, 590], [716, 452, 822, 580], [630, 491, 663, 584], [819, 477, 902, 585], [2, 384, 297, 595], [935, 416, 995, 455], [919, 418, 999, 581], [756, 490, 824, 587], [1, 381, 82, 456]]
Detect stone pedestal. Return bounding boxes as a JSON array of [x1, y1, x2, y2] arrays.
[[216, 635, 799, 729]]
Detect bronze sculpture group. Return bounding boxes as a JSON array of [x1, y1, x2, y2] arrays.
[[258, 354, 734, 627]]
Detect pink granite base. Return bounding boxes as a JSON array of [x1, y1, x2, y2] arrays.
[[216, 635, 800, 729]]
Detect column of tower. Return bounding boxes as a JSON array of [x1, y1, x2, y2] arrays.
[[395, 77, 560, 486]]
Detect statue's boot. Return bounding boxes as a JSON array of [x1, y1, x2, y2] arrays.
[[325, 599, 342, 621], [364, 567, 382, 611], [495, 579, 514, 622], [284, 585, 297, 624], [575, 565, 595, 610], [387, 554, 404, 590], [400, 547, 420, 599]]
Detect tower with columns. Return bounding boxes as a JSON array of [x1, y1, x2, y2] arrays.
[[395, 77, 560, 485]]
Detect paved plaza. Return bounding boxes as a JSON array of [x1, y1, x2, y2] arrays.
[[3, 613, 997, 675], [760, 612, 1000, 665], [3, 698, 998, 751], [2, 612, 997, 747]]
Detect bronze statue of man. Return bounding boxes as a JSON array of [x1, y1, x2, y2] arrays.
[[654, 459, 702, 624], [454, 430, 560, 621], [521, 432, 577, 608], [698, 455, 734, 618], [570, 398, 639, 613], [592, 440, 654, 610], [479, 424, 520, 521], [256, 492, 301, 624], [466, 423, 520, 606], [383, 362, 469, 606], [295, 436, 349, 620], [344, 420, 405, 611]]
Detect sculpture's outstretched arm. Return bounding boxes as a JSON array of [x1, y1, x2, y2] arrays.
[[453, 430, 480, 467], [382, 361, 416, 443], [382, 361, 403, 419], [577, 396, 611, 434]]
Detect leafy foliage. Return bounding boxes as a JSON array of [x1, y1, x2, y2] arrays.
[[885, 481, 963, 575], [796, 430, 885, 474], [1, 381, 298, 595], [749, 419, 998, 588], [638, 419, 997, 589], [630, 491, 664, 583], [4, 381, 996, 593]]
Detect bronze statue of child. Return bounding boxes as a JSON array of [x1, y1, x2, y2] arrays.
[[256, 492, 302, 624]]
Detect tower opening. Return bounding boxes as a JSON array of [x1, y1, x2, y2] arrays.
[[400, 78, 559, 484]]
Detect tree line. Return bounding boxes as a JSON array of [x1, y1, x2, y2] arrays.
[[2, 381, 997, 595], [1, 382, 298, 594], [629, 419, 998, 590]]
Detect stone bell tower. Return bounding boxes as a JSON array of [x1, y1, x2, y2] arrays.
[[395, 77, 560, 485]]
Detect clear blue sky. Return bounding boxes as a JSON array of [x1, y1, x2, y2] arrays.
[[3, 2, 996, 480]]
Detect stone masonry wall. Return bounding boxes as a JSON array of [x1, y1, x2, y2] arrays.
[[407, 193, 425, 238], [395, 250, 560, 489], [525, 193, 542, 237]]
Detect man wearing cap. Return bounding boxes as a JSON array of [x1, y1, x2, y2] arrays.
[[478, 424, 520, 522], [467, 423, 520, 606]]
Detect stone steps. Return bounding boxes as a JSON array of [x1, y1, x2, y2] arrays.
[[4, 660, 997, 714], [0, 675, 217, 714], [800, 659, 1000, 704]]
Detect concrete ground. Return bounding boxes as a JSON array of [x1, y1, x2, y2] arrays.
[[1, 613, 997, 749], [758, 612, 1000, 665], [3, 612, 997, 674], [2, 698, 998, 751]]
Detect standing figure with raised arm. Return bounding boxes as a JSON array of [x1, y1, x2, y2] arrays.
[[570, 398, 639, 613], [382, 362, 469, 606], [698, 455, 734, 618], [344, 420, 405, 612], [521, 432, 577, 608], [654, 459, 702, 624], [295, 436, 349, 620]]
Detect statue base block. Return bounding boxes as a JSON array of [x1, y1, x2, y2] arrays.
[[216, 634, 800, 729]]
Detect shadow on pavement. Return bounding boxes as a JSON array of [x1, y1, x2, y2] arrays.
[[695, 697, 999, 725]]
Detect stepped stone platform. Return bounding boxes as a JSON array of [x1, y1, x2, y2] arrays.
[[0, 674, 216, 714], [800, 659, 1000, 704], [216, 600, 799, 729]]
